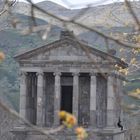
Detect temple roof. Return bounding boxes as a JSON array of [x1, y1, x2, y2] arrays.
[[14, 31, 128, 68]]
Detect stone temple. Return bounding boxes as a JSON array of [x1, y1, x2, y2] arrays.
[[13, 31, 127, 140]]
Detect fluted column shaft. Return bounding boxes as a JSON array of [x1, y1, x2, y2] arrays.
[[19, 72, 27, 123], [90, 73, 96, 126], [36, 72, 44, 126], [107, 75, 115, 127], [54, 72, 61, 126], [72, 72, 79, 120]]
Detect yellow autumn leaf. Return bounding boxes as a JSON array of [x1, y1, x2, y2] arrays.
[[130, 58, 137, 65], [128, 88, 140, 99], [0, 52, 5, 61]]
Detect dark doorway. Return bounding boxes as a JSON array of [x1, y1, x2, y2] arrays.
[[61, 86, 73, 113]]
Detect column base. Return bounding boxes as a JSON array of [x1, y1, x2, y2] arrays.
[[90, 110, 97, 127]]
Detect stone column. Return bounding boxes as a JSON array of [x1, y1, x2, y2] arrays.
[[19, 71, 27, 124], [90, 73, 96, 126], [31, 74, 37, 125], [117, 78, 123, 118], [36, 72, 44, 127], [53, 72, 61, 126], [107, 75, 115, 127], [72, 72, 79, 121]]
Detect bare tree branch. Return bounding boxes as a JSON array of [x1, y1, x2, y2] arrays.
[[125, 0, 140, 31]]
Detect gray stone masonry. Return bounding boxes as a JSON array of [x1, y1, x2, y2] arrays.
[[13, 30, 127, 140], [90, 73, 96, 127], [19, 72, 27, 125], [36, 72, 44, 126], [53, 72, 61, 126], [72, 72, 79, 121]]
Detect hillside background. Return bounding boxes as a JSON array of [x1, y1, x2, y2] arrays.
[[0, 0, 140, 112]]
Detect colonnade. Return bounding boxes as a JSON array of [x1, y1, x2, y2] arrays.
[[19, 71, 117, 128]]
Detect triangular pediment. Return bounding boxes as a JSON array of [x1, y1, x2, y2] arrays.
[[14, 37, 127, 68]]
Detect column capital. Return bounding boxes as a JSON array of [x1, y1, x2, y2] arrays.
[[90, 72, 97, 76], [107, 74, 115, 81], [53, 72, 61, 76], [72, 72, 80, 76], [20, 71, 27, 84], [20, 71, 27, 76], [36, 72, 44, 77], [107, 73, 114, 77]]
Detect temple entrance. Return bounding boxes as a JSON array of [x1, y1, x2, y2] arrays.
[[61, 86, 73, 113]]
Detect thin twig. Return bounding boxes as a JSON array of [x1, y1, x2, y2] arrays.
[[125, 0, 140, 31]]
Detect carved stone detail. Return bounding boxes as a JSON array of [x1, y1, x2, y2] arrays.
[[89, 72, 97, 76], [53, 72, 61, 76], [72, 72, 80, 76]]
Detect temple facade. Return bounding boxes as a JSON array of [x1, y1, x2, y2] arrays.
[[13, 31, 127, 140]]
